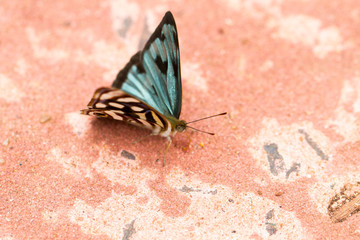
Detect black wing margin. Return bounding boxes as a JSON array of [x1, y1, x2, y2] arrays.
[[112, 11, 182, 119]]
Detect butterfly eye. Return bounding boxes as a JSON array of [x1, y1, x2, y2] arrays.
[[175, 121, 187, 132], [176, 125, 185, 132]]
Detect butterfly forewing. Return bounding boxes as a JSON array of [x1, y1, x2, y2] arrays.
[[111, 11, 182, 119], [82, 11, 183, 140], [81, 88, 169, 134]]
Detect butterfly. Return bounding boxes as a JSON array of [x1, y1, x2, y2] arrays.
[[81, 11, 226, 165]]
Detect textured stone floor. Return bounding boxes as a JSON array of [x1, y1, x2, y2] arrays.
[[1, 0, 360, 239]]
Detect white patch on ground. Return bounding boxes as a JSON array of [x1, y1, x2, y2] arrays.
[[90, 40, 128, 84], [73, 38, 133, 85], [68, 165, 310, 239], [326, 78, 360, 143], [91, 149, 155, 188], [182, 62, 208, 92], [221, 0, 283, 19], [0, 74, 24, 102], [26, 27, 68, 61], [42, 210, 59, 223], [109, 0, 139, 40], [248, 118, 332, 182], [91, 40, 125, 69], [268, 14, 350, 58], [312, 26, 348, 58], [327, 108, 359, 143], [65, 112, 91, 137], [46, 147, 92, 179], [222, 1, 349, 58], [221, 0, 282, 15], [220, 0, 242, 10], [67, 149, 158, 239], [340, 80, 357, 106], [259, 59, 274, 72], [73, 9, 180, 85], [109, 0, 154, 59], [69, 194, 160, 239], [15, 58, 29, 76], [237, 55, 247, 78], [0, 237, 14, 240], [351, 77, 360, 113]]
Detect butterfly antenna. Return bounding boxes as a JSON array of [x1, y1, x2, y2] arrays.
[[186, 126, 215, 135], [187, 112, 227, 124]]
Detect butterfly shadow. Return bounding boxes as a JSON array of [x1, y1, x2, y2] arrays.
[[84, 118, 188, 165]]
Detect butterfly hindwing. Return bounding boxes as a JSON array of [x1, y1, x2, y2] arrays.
[[111, 11, 182, 119], [81, 88, 168, 133]]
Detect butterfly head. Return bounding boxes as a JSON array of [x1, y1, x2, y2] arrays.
[[174, 120, 187, 132], [172, 112, 227, 135]]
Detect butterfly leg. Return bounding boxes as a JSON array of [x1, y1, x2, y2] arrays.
[[183, 131, 191, 151], [163, 137, 172, 166]]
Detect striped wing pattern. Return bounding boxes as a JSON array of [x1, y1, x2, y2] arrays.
[[80, 87, 169, 134]]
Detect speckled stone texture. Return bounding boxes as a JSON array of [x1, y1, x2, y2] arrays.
[[1, 0, 360, 239]]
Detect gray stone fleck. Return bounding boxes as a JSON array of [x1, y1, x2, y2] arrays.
[[118, 17, 132, 38], [264, 143, 285, 175], [122, 219, 136, 240], [179, 185, 201, 193], [121, 150, 136, 160], [298, 129, 329, 160], [138, 17, 152, 50], [180, 185, 217, 195], [266, 209, 274, 220], [266, 223, 277, 235], [2, 139, 9, 146], [286, 162, 301, 179]]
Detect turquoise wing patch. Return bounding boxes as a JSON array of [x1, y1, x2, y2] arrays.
[[112, 11, 182, 119]]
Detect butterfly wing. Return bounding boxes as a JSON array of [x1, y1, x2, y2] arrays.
[[112, 11, 182, 119], [81, 87, 170, 134]]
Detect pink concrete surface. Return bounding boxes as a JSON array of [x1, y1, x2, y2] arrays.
[[1, 0, 360, 239]]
